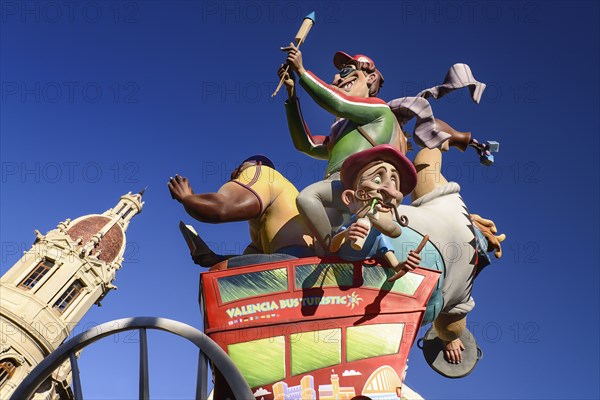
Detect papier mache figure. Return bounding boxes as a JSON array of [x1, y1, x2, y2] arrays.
[[278, 45, 504, 368], [169, 44, 505, 373], [169, 148, 505, 370], [331, 145, 421, 281], [279, 43, 488, 253], [168, 155, 314, 269], [279, 45, 403, 251]]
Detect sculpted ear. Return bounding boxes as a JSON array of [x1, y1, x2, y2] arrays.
[[367, 73, 377, 85], [341, 189, 355, 207]]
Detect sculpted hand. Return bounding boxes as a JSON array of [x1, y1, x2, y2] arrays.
[[443, 338, 466, 364], [471, 213, 506, 258], [330, 222, 369, 253], [402, 250, 421, 272], [346, 221, 370, 242], [281, 42, 306, 76], [277, 64, 296, 98], [390, 250, 421, 280], [168, 175, 194, 203]]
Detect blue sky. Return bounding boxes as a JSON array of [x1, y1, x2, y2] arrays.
[[1, 1, 598, 398]]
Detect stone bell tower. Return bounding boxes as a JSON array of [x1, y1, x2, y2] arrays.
[[0, 191, 144, 398]]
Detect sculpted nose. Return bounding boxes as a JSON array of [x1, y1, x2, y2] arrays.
[[380, 184, 401, 201]]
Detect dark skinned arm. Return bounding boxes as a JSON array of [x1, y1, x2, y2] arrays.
[[168, 175, 261, 223]]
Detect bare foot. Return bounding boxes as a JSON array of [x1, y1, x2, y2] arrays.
[[443, 338, 465, 364]]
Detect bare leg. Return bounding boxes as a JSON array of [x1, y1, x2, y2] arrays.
[[434, 313, 467, 364], [411, 148, 448, 203], [436, 119, 472, 152], [296, 177, 345, 249], [209, 260, 229, 271]]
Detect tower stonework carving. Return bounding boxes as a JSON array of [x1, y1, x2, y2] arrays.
[[0, 192, 144, 398]]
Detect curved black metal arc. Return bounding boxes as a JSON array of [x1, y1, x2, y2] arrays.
[[10, 317, 253, 400]]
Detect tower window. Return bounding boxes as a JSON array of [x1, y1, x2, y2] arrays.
[[121, 208, 132, 220], [53, 280, 85, 314], [19, 259, 55, 290], [0, 360, 16, 388]]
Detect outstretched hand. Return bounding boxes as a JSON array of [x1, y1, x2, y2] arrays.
[[168, 175, 194, 203], [281, 42, 306, 76]]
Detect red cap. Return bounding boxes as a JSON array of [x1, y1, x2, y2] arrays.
[[334, 51, 376, 70], [340, 145, 417, 196]]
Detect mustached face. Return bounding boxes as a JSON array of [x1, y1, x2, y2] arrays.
[[342, 161, 404, 214], [357, 161, 404, 210]]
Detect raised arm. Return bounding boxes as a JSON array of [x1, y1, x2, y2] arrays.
[[168, 175, 260, 223], [283, 43, 388, 124], [284, 97, 329, 159], [299, 71, 389, 124], [278, 64, 328, 160]]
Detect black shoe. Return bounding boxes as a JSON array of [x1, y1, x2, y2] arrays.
[[179, 221, 231, 267]]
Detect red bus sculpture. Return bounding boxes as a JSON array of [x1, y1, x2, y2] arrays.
[[201, 257, 441, 399]]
